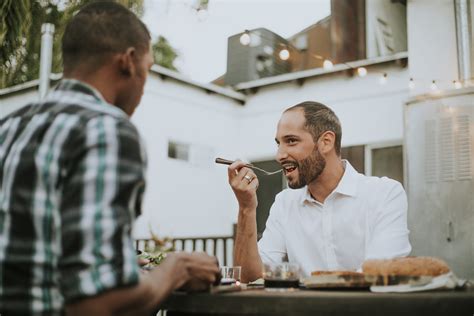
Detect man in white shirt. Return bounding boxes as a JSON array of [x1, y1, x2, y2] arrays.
[[227, 101, 411, 282]]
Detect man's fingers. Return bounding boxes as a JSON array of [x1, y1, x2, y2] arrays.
[[228, 160, 250, 182], [137, 257, 150, 267]]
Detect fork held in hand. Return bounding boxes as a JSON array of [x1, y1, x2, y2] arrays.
[[215, 158, 282, 175]]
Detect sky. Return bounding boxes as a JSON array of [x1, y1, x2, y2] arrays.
[[142, 0, 331, 83]]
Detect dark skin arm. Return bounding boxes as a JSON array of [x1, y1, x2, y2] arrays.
[[66, 252, 220, 316]]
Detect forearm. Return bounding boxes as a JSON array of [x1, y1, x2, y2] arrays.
[[234, 207, 263, 283], [66, 269, 176, 315]]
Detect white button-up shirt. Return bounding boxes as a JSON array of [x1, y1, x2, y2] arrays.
[[258, 160, 411, 277]]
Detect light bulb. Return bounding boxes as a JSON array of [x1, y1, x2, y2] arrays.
[[430, 80, 438, 91], [408, 78, 415, 90], [357, 67, 367, 77], [379, 73, 387, 85], [453, 80, 462, 89], [240, 32, 250, 46], [323, 59, 333, 70], [279, 49, 290, 61]]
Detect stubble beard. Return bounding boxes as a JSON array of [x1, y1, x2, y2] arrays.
[[288, 147, 326, 189]]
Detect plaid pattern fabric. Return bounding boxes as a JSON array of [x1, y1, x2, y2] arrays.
[[0, 79, 145, 315]]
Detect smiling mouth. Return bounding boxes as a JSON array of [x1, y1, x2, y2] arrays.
[[282, 163, 298, 176]]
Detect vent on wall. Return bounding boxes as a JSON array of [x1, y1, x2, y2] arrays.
[[439, 117, 455, 181], [424, 120, 437, 182], [424, 112, 473, 183], [456, 115, 472, 180]]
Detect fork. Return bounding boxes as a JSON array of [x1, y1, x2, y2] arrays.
[[215, 158, 283, 176]]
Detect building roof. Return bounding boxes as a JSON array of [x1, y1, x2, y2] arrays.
[[150, 64, 246, 104], [0, 73, 63, 98], [234, 51, 408, 92], [0, 65, 247, 104]]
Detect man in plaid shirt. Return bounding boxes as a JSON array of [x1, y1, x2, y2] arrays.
[[0, 2, 220, 315]]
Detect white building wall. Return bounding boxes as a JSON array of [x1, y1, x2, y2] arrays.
[[131, 75, 243, 238], [237, 64, 410, 162]]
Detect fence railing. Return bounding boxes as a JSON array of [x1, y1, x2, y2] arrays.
[[135, 226, 237, 266]]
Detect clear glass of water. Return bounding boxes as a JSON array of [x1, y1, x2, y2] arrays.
[[220, 266, 242, 285]]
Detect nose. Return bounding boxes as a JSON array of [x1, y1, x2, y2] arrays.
[[276, 145, 288, 163]]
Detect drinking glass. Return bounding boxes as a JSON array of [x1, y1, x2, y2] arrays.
[[220, 266, 242, 285], [263, 263, 300, 289]]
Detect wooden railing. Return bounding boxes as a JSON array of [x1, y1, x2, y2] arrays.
[[135, 225, 237, 266]]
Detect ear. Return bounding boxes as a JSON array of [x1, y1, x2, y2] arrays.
[[117, 47, 136, 77], [318, 131, 336, 155]]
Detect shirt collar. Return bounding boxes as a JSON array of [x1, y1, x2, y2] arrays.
[[55, 79, 107, 103], [300, 159, 359, 205], [49, 79, 128, 118]]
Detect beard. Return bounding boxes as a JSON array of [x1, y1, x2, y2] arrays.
[[287, 147, 326, 189]]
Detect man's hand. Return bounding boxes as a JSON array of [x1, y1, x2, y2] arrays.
[[228, 160, 259, 210], [137, 257, 150, 267], [158, 252, 221, 292]]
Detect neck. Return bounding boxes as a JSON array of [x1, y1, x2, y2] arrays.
[[64, 69, 119, 106], [307, 157, 345, 203]]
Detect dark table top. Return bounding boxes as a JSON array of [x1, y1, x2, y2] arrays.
[[161, 286, 474, 316]]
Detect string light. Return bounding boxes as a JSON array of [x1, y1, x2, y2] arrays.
[[323, 59, 333, 70], [357, 67, 367, 77], [238, 29, 466, 91], [279, 48, 290, 61]]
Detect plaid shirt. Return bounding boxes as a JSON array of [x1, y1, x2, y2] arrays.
[[0, 79, 145, 315]]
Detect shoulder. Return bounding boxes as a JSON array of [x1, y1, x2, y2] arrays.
[[61, 105, 144, 158], [358, 173, 404, 196]]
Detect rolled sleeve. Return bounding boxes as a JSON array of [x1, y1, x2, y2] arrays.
[[366, 180, 412, 260], [58, 116, 145, 303]]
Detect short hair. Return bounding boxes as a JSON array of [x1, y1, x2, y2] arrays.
[[62, 1, 151, 73], [285, 101, 342, 155]]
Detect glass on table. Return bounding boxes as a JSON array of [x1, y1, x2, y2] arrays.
[[220, 266, 242, 285], [263, 263, 300, 289]]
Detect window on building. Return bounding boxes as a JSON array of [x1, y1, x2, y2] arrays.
[[341, 145, 365, 174], [371, 145, 404, 185], [168, 141, 190, 161]]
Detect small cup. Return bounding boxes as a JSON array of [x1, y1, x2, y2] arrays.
[[220, 266, 242, 285], [263, 263, 300, 289]]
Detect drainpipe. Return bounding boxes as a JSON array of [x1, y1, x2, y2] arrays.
[[39, 23, 55, 100], [455, 0, 472, 84]]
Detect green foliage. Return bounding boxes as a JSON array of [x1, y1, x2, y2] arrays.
[[0, 0, 145, 89], [152, 35, 179, 71]]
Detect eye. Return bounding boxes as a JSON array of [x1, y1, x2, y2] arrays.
[[287, 138, 297, 144]]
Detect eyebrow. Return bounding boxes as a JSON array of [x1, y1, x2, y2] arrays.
[[275, 134, 300, 143]]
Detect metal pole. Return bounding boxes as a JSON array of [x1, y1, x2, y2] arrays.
[[39, 23, 55, 100], [455, 0, 472, 84]]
